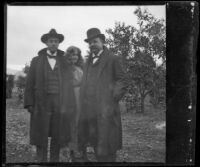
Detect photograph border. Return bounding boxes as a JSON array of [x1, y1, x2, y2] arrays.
[[3, 1, 198, 166]]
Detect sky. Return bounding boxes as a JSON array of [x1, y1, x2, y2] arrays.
[[7, 5, 165, 71]]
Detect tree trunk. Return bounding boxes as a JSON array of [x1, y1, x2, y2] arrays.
[[137, 94, 145, 113], [153, 92, 159, 109], [140, 95, 145, 113]]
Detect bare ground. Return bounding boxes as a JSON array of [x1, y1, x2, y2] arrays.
[[5, 95, 165, 163]]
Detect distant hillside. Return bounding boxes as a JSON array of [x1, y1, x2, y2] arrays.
[[7, 68, 26, 81], [7, 68, 20, 75], [14, 71, 26, 81]]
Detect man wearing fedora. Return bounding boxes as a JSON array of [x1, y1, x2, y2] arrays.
[[24, 29, 76, 162], [78, 28, 126, 162]]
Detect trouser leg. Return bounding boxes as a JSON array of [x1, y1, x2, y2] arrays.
[[36, 145, 47, 162], [49, 138, 60, 162], [108, 153, 117, 162], [96, 153, 116, 162], [96, 155, 107, 162], [78, 146, 89, 162], [69, 112, 77, 152], [47, 94, 60, 162], [95, 145, 117, 162]]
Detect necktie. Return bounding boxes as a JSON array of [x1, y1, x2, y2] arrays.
[[92, 55, 99, 64], [47, 54, 57, 59]]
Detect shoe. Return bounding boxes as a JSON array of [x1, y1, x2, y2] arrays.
[[71, 151, 91, 162]]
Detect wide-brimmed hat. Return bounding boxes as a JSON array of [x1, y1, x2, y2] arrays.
[[41, 29, 64, 43], [84, 28, 105, 43]]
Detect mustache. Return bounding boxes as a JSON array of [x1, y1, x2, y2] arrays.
[[89, 46, 98, 50]]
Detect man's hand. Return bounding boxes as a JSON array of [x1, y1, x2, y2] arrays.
[[27, 106, 34, 114], [113, 82, 125, 102]]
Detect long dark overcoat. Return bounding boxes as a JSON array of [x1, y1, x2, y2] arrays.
[[24, 48, 76, 147], [78, 46, 126, 156]]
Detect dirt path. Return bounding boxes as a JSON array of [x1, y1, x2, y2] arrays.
[[6, 97, 165, 163]]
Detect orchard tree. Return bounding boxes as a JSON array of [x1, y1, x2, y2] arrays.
[[150, 65, 166, 108], [132, 7, 166, 111], [106, 7, 166, 113], [133, 7, 166, 63], [127, 50, 156, 113], [106, 22, 135, 59]]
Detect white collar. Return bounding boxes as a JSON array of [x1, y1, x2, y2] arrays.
[[47, 49, 57, 56], [92, 49, 103, 57]]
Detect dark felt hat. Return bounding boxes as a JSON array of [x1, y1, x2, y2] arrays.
[[41, 29, 64, 43], [84, 28, 105, 43]]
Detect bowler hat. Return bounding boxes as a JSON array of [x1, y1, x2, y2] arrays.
[[41, 29, 64, 43], [84, 28, 105, 43]]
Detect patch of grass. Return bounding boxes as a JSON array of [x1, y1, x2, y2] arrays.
[[6, 96, 165, 163], [119, 104, 166, 162], [6, 97, 35, 163]]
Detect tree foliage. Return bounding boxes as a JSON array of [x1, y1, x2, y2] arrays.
[[106, 7, 166, 113], [15, 64, 30, 89], [15, 63, 30, 102], [106, 22, 136, 58], [23, 63, 30, 75], [6, 74, 15, 98], [133, 7, 166, 63]]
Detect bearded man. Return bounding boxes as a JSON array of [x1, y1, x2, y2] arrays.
[[78, 28, 126, 162]]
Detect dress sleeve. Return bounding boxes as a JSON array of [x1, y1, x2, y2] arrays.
[[72, 66, 83, 87]]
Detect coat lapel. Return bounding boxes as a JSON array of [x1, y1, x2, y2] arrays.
[[43, 55, 48, 87], [81, 47, 109, 95], [35, 53, 46, 90], [96, 48, 109, 79], [82, 58, 90, 84], [56, 55, 63, 104]]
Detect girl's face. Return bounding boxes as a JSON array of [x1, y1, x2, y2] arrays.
[[69, 50, 79, 64]]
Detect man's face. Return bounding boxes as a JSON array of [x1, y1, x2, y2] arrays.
[[88, 37, 104, 55], [46, 37, 59, 52]]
